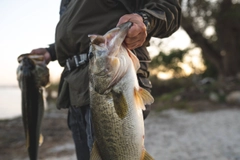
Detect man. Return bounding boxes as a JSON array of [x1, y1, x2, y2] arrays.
[[31, 0, 181, 159]]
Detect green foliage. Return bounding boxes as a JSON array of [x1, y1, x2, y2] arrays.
[[150, 72, 240, 112], [150, 49, 188, 70], [150, 75, 192, 97], [201, 59, 218, 78], [149, 49, 190, 78], [150, 75, 211, 112], [181, 0, 240, 78], [183, 0, 219, 32], [224, 4, 240, 20]]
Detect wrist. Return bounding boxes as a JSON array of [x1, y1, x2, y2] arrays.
[[136, 11, 151, 32]]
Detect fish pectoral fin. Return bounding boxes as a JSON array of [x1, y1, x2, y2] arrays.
[[39, 134, 44, 146], [139, 87, 154, 105], [134, 87, 145, 110], [26, 131, 30, 149], [141, 148, 154, 160], [134, 87, 154, 110], [90, 142, 102, 160], [112, 90, 128, 119]]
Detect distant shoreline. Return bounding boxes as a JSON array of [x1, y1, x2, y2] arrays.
[[0, 85, 19, 88], [0, 86, 21, 120], [0, 115, 21, 121]]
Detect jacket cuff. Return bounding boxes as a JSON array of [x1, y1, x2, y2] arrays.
[[136, 11, 152, 33], [45, 43, 57, 61]]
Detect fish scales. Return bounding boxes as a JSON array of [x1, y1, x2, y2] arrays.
[[90, 83, 142, 159], [89, 22, 154, 160]]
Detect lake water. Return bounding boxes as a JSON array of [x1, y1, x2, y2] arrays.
[[0, 86, 22, 120]]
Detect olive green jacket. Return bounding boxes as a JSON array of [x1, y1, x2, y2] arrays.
[[50, 0, 181, 108]]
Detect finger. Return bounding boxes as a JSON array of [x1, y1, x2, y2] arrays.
[[116, 14, 132, 26], [125, 39, 145, 50], [127, 25, 140, 37], [30, 49, 37, 54], [125, 31, 146, 44], [127, 23, 147, 38], [30, 49, 41, 54], [125, 35, 141, 44], [126, 43, 141, 50], [30, 48, 45, 55]]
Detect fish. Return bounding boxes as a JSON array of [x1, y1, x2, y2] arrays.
[[17, 53, 49, 160], [88, 21, 154, 160]]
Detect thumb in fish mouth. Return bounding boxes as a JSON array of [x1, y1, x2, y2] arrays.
[[88, 21, 133, 50], [105, 21, 133, 49]]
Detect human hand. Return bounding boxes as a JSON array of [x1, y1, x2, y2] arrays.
[[30, 48, 51, 64], [117, 13, 147, 50]]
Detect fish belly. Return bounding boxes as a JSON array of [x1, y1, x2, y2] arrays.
[[90, 83, 144, 160]]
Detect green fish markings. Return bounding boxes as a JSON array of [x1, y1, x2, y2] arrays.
[[89, 22, 154, 160]]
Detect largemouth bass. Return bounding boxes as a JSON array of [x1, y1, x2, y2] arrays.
[[17, 54, 49, 160], [89, 22, 154, 160]]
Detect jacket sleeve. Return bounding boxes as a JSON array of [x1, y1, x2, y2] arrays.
[[140, 0, 181, 38], [59, 0, 71, 16], [45, 0, 72, 61]]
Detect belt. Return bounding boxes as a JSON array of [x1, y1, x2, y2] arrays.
[[66, 53, 88, 71]]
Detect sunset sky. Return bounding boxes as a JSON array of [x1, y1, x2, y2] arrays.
[[0, 0, 193, 119], [0, 0, 191, 86], [0, 0, 62, 86]]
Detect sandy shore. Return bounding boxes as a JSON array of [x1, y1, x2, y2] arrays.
[[145, 109, 240, 160], [1, 105, 240, 160]]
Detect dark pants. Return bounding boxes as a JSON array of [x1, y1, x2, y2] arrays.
[[68, 105, 94, 160], [68, 104, 150, 160]]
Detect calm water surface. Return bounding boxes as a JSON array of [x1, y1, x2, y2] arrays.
[[0, 86, 21, 120]]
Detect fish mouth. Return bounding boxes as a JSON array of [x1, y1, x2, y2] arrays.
[[117, 21, 133, 30], [18, 53, 45, 64]]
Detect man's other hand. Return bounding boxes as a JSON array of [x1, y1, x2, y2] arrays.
[[30, 48, 51, 64]]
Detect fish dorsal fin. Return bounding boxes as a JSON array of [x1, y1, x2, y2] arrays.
[[134, 87, 154, 110], [90, 142, 102, 160], [88, 34, 98, 42], [89, 35, 105, 46], [112, 90, 128, 119], [141, 148, 154, 160], [127, 48, 140, 71]]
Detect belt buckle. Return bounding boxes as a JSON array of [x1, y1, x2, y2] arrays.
[[80, 54, 87, 61], [66, 53, 88, 71], [73, 55, 80, 67], [66, 59, 71, 71], [79, 54, 87, 65]]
